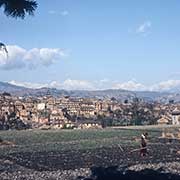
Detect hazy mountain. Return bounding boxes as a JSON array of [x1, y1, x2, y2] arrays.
[[0, 82, 27, 92], [0, 81, 179, 103]]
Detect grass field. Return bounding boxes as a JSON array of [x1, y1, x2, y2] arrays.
[[0, 126, 170, 155]]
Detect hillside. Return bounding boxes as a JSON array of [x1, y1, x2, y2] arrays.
[[0, 81, 179, 102]]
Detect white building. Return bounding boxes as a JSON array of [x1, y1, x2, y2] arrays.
[[37, 103, 46, 110]]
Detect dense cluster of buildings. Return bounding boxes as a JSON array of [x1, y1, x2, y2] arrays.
[[0, 93, 180, 130]]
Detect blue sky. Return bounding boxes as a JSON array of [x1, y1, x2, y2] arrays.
[[0, 0, 180, 91]]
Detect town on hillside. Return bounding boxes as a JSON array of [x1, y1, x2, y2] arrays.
[[0, 92, 180, 130]]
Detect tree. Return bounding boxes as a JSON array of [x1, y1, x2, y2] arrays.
[[131, 97, 142, 125], [169, 100, 174, 104], [2, 92, 11, 96], [111, 97, 116, 101], [0, 0, 37, 19], [0, 0, 38, 54], [124, 99, 128, 104], [0, 43, 8, 54]]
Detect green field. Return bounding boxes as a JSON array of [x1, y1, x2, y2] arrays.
[[0, 126, 170, 156]]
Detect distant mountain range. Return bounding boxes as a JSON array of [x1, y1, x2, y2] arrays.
[[0, 81, 180, 103]]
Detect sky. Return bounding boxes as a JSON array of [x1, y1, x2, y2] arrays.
[[1, 0, 180, 91]]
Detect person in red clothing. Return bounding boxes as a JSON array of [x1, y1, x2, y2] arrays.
[[140, 132, 148, 157]]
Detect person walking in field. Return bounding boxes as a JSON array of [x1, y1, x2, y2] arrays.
[[140, 132, 148, 157]]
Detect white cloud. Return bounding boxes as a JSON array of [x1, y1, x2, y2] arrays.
[[112, 81, 146, 91], [9, 80, 49, 89], [8, 79, 180, 92], [62, 79, 94, 90], [112, 79, 180, 92], [9, 80, 64, 89], [48, 10, 69, 16], [150, 80, 180, 91], [8, 79, 146, 91], [48, 10, 57, 15], [136, 21, 152, 35], [60, 10, 69, 16], [0, 45, 67, 70], [9, 79, 94, 90]]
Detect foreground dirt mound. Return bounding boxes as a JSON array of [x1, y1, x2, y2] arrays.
[[0, 161, 180, 180], [80, 166, 180, 180]]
